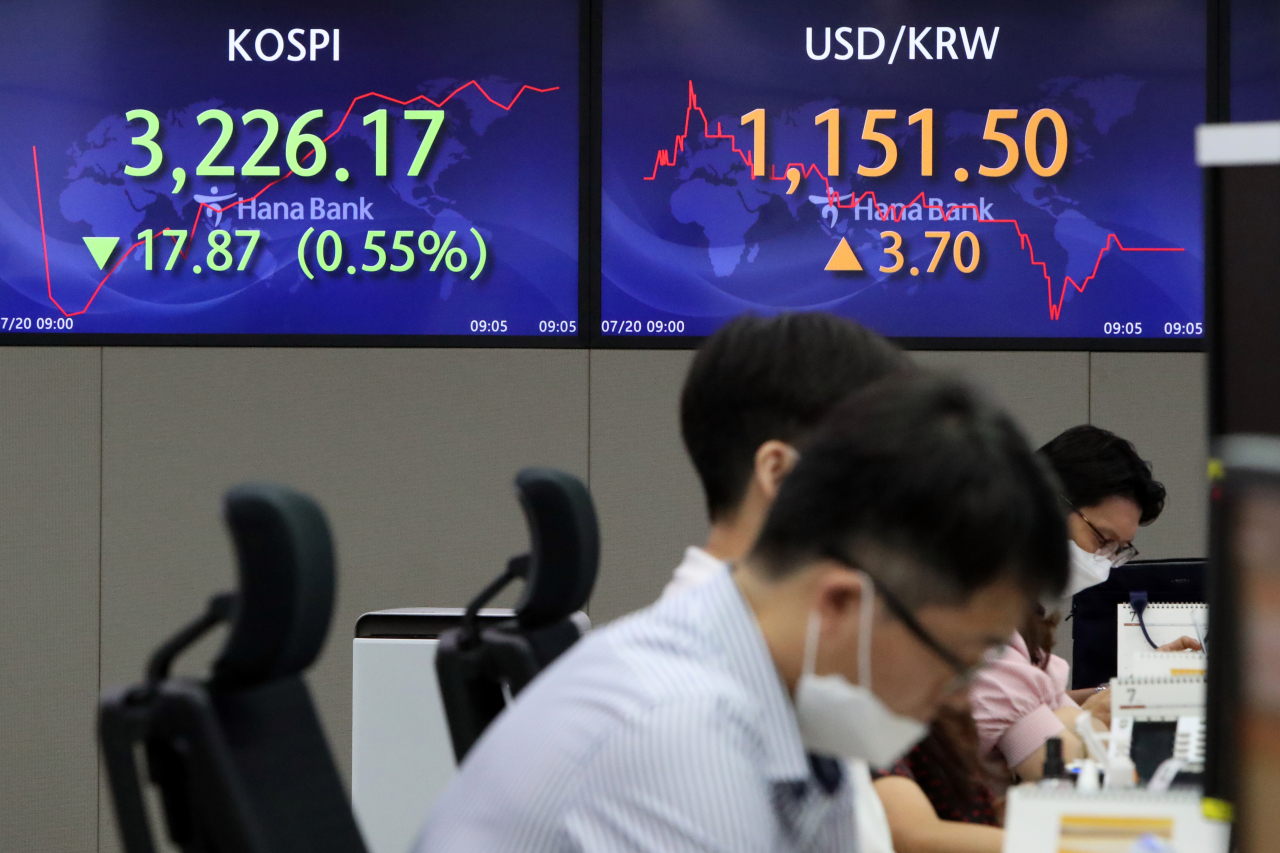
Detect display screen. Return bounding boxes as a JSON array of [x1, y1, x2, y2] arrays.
[[600, 0, 1205, 344], [0, 0, 580, 339]]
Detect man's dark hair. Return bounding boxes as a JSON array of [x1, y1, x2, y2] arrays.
[[681, 313, 907, 522], [752, 374, 1069, 604], [1038, 425, 1166, 525]]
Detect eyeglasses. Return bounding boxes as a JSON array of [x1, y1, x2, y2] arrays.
[[826, 551, 1001, 694], [1064, 499, 1139, 567]]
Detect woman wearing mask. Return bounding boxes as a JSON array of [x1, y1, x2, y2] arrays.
[[969, 425, 1199, 782]]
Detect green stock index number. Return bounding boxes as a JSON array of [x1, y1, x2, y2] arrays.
[[122, 107, 446, 180], [129, 225, 490, 282], [134, 228, 263, 272], [362, 109, 444, 177]]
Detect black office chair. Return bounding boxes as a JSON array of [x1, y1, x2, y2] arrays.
[[99, 484, 366, 853], [435, 468, 599, 762]]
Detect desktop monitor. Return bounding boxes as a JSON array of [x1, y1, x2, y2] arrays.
[[1071, 558, 1207, 690], [599, 0, 1206, 347], [0, 0, 582, 342]]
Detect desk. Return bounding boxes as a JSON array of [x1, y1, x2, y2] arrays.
[[350, 608, 512, 853], [1002, 787, 1228, 852]]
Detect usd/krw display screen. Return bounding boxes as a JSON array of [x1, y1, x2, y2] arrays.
[[600, 0, 1204, 343], [0, 0, 579, 339]]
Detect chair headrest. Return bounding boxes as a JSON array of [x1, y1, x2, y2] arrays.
[[511, 469, 599, 629], [211, 484, 335, 690]]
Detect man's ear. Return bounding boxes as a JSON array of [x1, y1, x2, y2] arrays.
[[809, 567, 868, 672], [754, 440, 800, 501], [813, 566, 864, 630]]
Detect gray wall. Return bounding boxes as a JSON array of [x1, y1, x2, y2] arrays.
[[2, 347, 1206, 851]]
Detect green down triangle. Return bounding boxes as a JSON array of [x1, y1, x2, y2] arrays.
[[83, 236, 119, 270]]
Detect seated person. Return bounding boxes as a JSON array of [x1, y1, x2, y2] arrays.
[[415, 375, 1069, 853], [872, 705, 1005, 853], [969, 425, 1198, 783], [664, 312, 908, 853], [664, 312, 908, 596]]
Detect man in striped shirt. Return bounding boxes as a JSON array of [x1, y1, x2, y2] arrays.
[[660, 313, 910, 853], [416, 374, 1068, 852], [664, 313, 908, 600]]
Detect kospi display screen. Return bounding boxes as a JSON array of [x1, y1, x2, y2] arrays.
[[600, 0, 1205, 345], [0, 0, 580, 340]]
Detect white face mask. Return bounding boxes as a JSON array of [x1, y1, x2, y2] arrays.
[[793, 572, 928, 767], [1065, 540, 1113, 598]]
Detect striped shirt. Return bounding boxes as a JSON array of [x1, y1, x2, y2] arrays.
[[415, 565, 860, 852], [661, 545, 728, 599]]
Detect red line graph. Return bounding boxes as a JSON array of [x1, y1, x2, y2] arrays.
[[32, 80, 558, 318], [645, 81, 757, 179], [645, 81, 1185, 321]]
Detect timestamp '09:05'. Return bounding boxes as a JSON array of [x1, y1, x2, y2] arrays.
[[602, 320, 687, 334], [1104, 322, 1205, 336], [1103, 321, 1143, 335]]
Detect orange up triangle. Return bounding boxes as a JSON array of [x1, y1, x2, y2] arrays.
[[824, 237, 863, 272]]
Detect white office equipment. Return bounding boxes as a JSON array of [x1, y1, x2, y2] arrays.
[[1131, 650, 1207, 679], [1075, 710, 1110, 766], [1111, 676, 1206, 721], [1173, 716, 1206, 767], [1108, 676, 1206, 781], [351, 608, 513, 853], [351, 606, 590, 853], [1118, 603, 1208, 677], [1002, 786, 1228, 852]]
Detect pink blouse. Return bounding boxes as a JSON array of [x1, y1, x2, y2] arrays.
[[969, 631, 1078, 768]]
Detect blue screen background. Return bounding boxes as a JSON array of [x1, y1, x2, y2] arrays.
[[601, 0, 1205, 342], [0, 0, 579, 337]]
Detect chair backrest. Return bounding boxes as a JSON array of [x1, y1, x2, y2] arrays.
[[100, 483, 367, 853], [435, 468, 599, 761]]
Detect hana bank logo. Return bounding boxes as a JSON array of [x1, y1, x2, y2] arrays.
[[806, 26, 999, 63]]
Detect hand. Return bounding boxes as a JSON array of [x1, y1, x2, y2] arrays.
[[1080, 688, 1111, 728], [1158, 636, 1203, 652]]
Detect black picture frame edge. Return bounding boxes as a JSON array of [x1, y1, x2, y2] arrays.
[[0, 332, 1205, 350], [581, 0, 604, 349], [0, 333, 581, 348]]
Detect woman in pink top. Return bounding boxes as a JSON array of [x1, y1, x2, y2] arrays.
[[970, 607, 1099, 780], [968, 426, 1199, 781]]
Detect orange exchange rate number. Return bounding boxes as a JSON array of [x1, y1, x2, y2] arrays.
[[861, 229, 980, 278], [738, 107, 1068, 181]]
